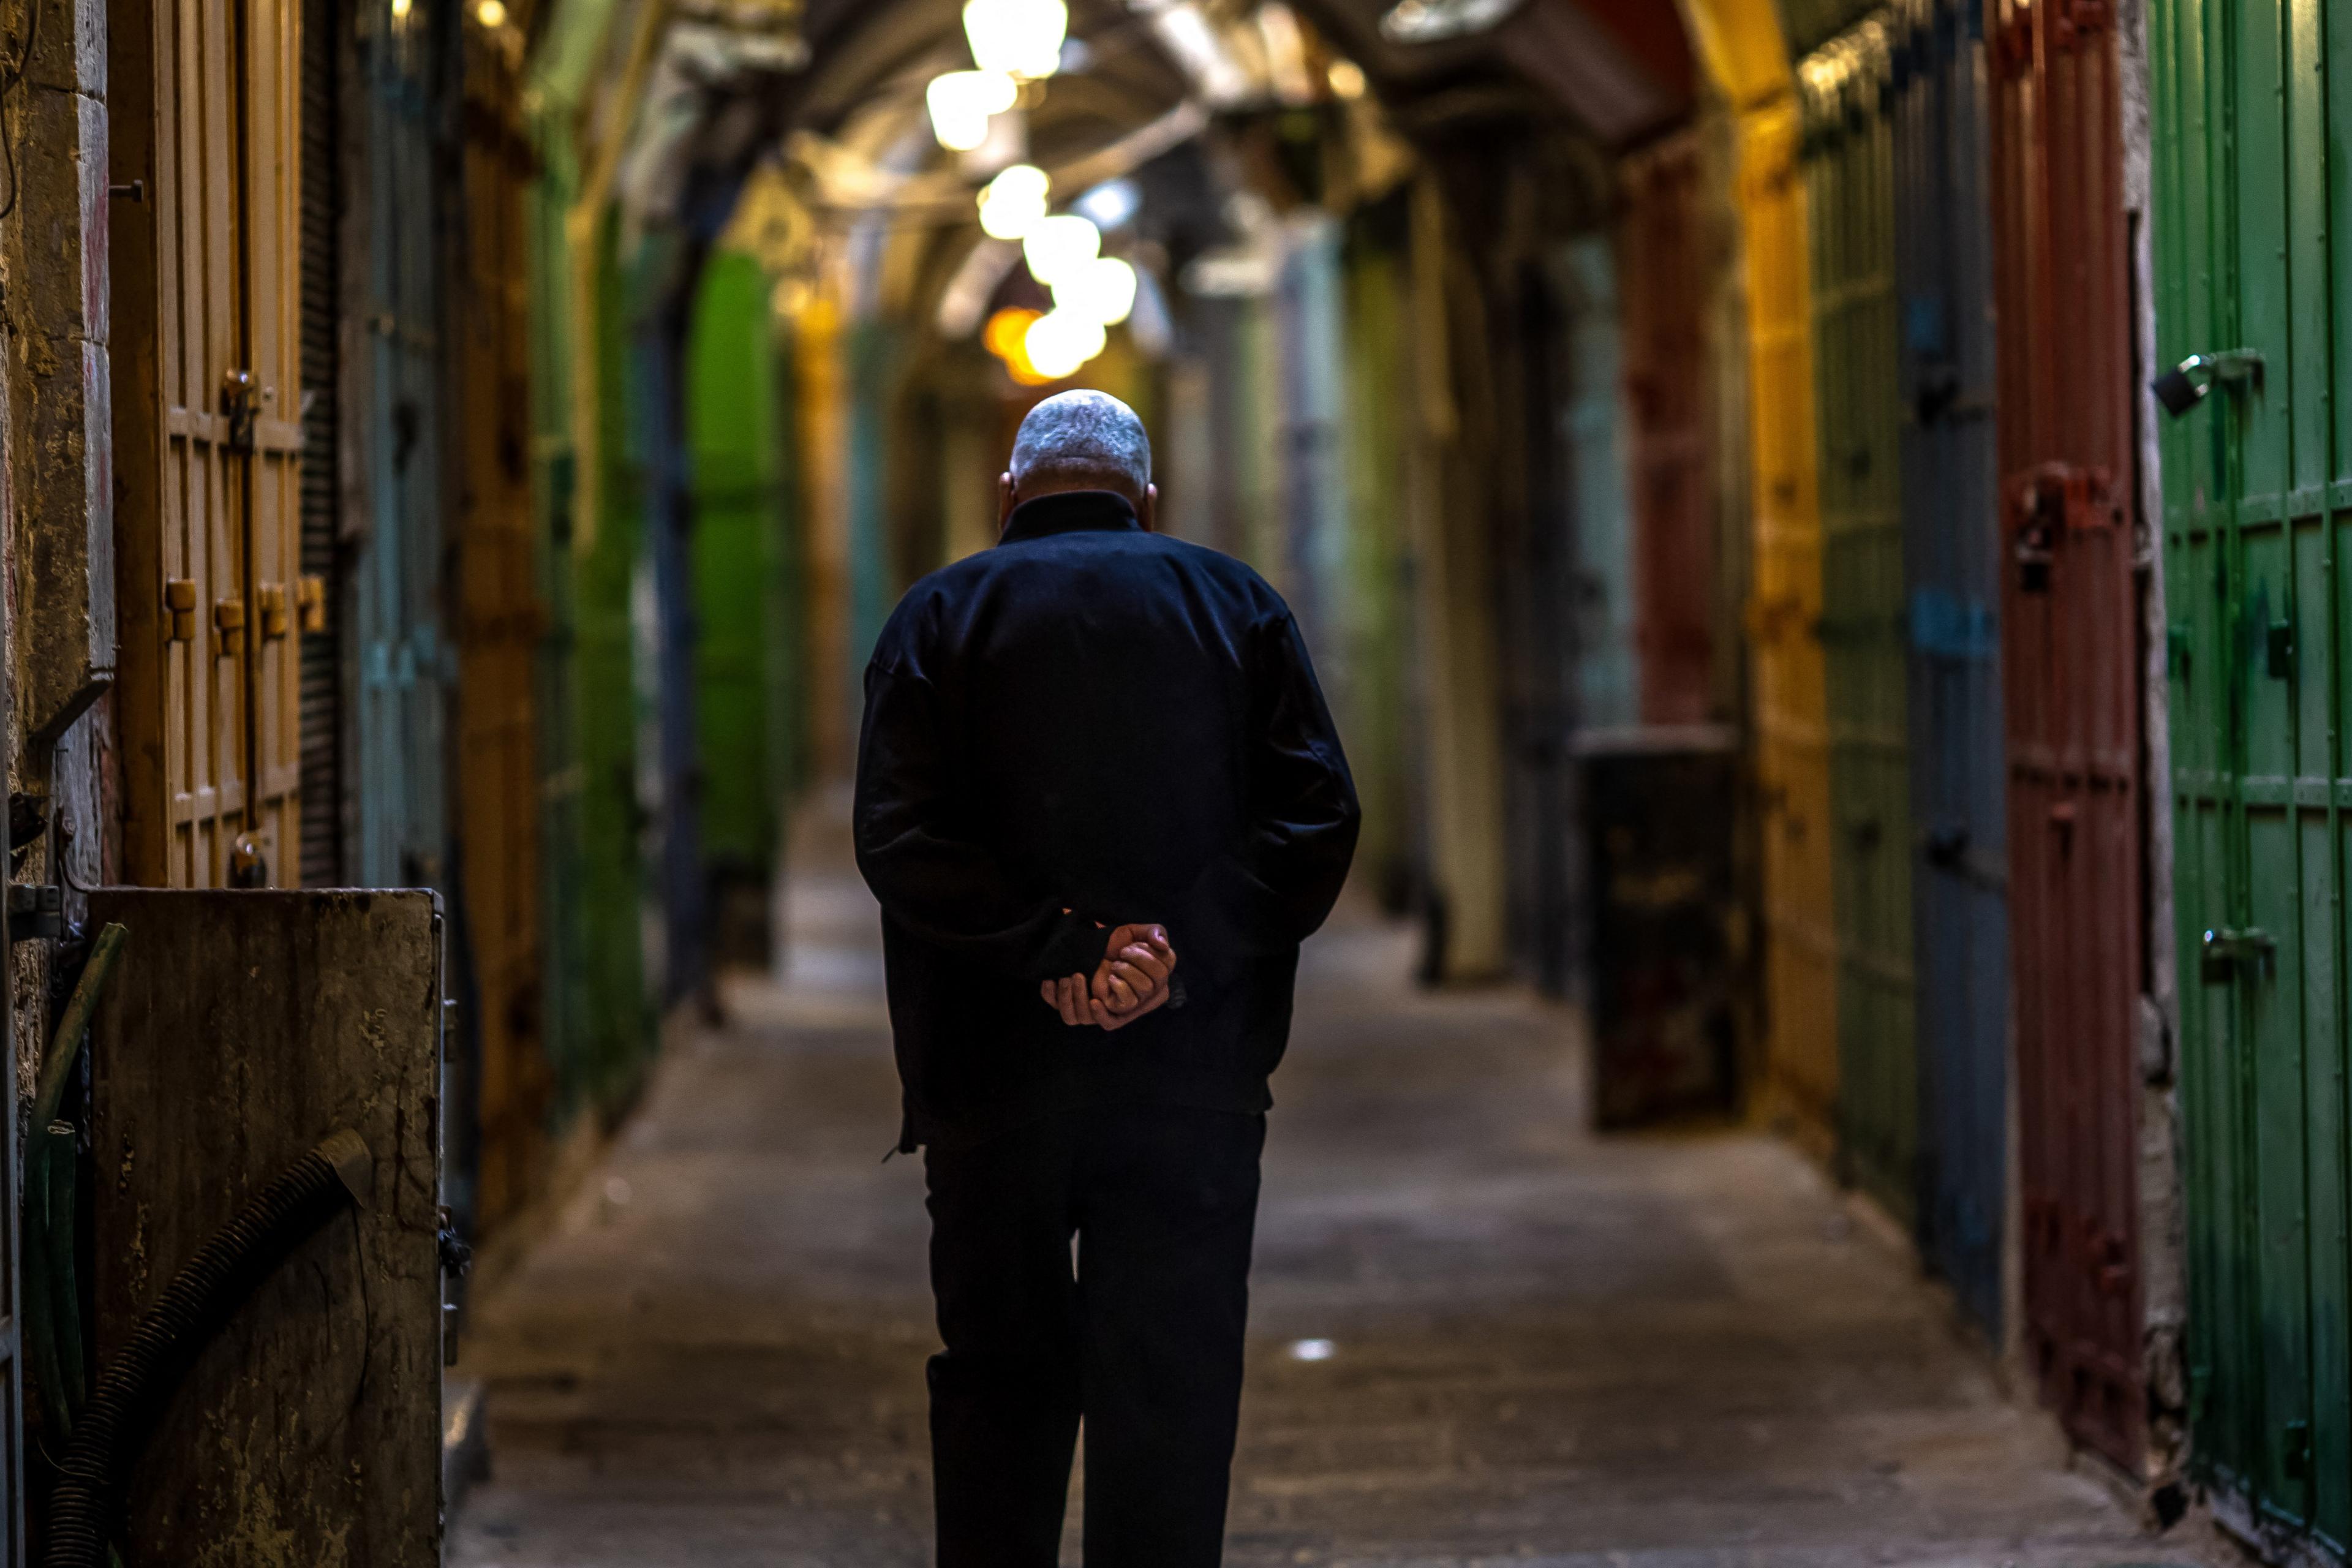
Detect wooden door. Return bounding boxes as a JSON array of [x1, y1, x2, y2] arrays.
[[454, 23, 548, 1231], [113, 0, 306, 889]]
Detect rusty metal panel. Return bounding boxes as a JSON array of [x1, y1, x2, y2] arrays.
[[1734, 88, 1841, 1161], [1621, 132, 1721, 727], [1804, 15, 1918, 1229], [1580, 729, 1742, 1126], [2152, 0, 2352, 1540], [111, 0, 305, 888], [1893, 0, 2005, 1335], [88, 888, 442, 1564], [1989, 0, 2145, 1472]]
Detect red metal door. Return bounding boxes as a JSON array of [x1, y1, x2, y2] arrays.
[[1621, 130, 1719, 726], [1988, 0, 2146, 1469]]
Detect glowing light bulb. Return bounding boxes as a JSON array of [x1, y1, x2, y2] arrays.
[[1327, 59, 1367, 100], [978, 164, 1051, 241], [1022, 214, 1101, 287], [927, 70, 1019, 152], [1024, 309, 1106, 380], [963, 0, 1068, 80], [477, 0, 507, 25], [1052, 255, 1137, 326]]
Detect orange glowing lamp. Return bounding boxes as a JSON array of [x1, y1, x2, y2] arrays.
[[984, 306, 1057, 385]]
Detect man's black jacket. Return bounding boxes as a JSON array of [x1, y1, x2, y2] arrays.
[[854, 490, 1360, 1150]]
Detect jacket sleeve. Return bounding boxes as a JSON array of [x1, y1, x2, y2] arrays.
[[1190, 609, 1362, 956], [853, 653, 1107, 981]]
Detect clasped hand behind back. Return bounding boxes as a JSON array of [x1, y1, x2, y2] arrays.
[[1040, 922, 1178, 1031]]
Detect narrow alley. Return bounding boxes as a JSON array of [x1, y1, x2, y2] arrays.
[[450, 811, 2192, 1567], [2, 0, 2348, 1556]]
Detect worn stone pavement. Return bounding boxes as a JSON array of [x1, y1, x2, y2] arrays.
[[450, 823, 2214, 1568]]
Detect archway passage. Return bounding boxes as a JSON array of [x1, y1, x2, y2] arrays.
[[428, 0, 2201, 1561]]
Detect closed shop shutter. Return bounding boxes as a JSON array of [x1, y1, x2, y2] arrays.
[[1621, 132, 1720, 728], [454, 24, 549, 1231], [1738, 89, 1841, 1163], [113, 0, 306, 889], [1893, 0, 2006, 1337], [2152, 0, 2351, 1534], [1804, 13, 1918, 1226], [1995, 0, 2146, 1473], [298, 0, 345, 887]]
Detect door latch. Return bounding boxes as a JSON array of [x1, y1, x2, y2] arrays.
[[221, 368, 257, 452], [2153, 349, 2263, 418], [2285, 1419, 2313, 1480], [2268, 619, 2296, 679], [2201, 926, 2276, 984]]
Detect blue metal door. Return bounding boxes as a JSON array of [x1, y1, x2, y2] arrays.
[[1554, 235, 1637, 730], [353, 8, 448, 891], [1892, 0, 2006, 1335]]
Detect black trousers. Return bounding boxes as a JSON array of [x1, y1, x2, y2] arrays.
[[923, 1101, 1266, 1568]]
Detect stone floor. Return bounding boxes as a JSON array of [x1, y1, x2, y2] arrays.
[[449, 825, 2215, 1567]]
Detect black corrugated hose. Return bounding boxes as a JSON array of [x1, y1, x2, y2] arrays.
[[43, 1129, 374, 1568]]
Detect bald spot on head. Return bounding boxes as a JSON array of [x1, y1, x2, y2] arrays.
[[1009, 390, 1153, 504]]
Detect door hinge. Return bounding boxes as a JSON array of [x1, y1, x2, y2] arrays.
[[164, 578, 198, 643], [257, 582, 290, 641], [296, 573, 328, 633], [213, 597, 246, 657], [2201, 926, 2277, 984]]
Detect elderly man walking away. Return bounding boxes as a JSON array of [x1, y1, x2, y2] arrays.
[[854, 390, 1360, 1566]]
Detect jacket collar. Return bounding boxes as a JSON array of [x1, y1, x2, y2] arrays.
[[999, 489, 1142, 544]]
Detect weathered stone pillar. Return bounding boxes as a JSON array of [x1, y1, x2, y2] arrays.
[[7, 0, 115, 897]]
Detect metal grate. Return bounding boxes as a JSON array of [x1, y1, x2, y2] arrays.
[[297, 0, 345, 887]]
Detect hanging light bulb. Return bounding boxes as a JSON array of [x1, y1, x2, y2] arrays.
[[978, 164, 1052, 241], [1022, 214, 1101, 287], [1052, 256, 1137, 326], [927, 70, 1019, 152], [1024, 310, 1107, 381], [963, 0, 1068, 80]]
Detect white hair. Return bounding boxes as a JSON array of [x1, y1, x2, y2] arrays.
[[1009, 390, 1153, 497]]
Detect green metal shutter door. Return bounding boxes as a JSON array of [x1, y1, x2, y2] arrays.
[[1806, 13, 1919, 1229], [2153, 0, 2352, 1547], [688, 251, 786, 900]]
